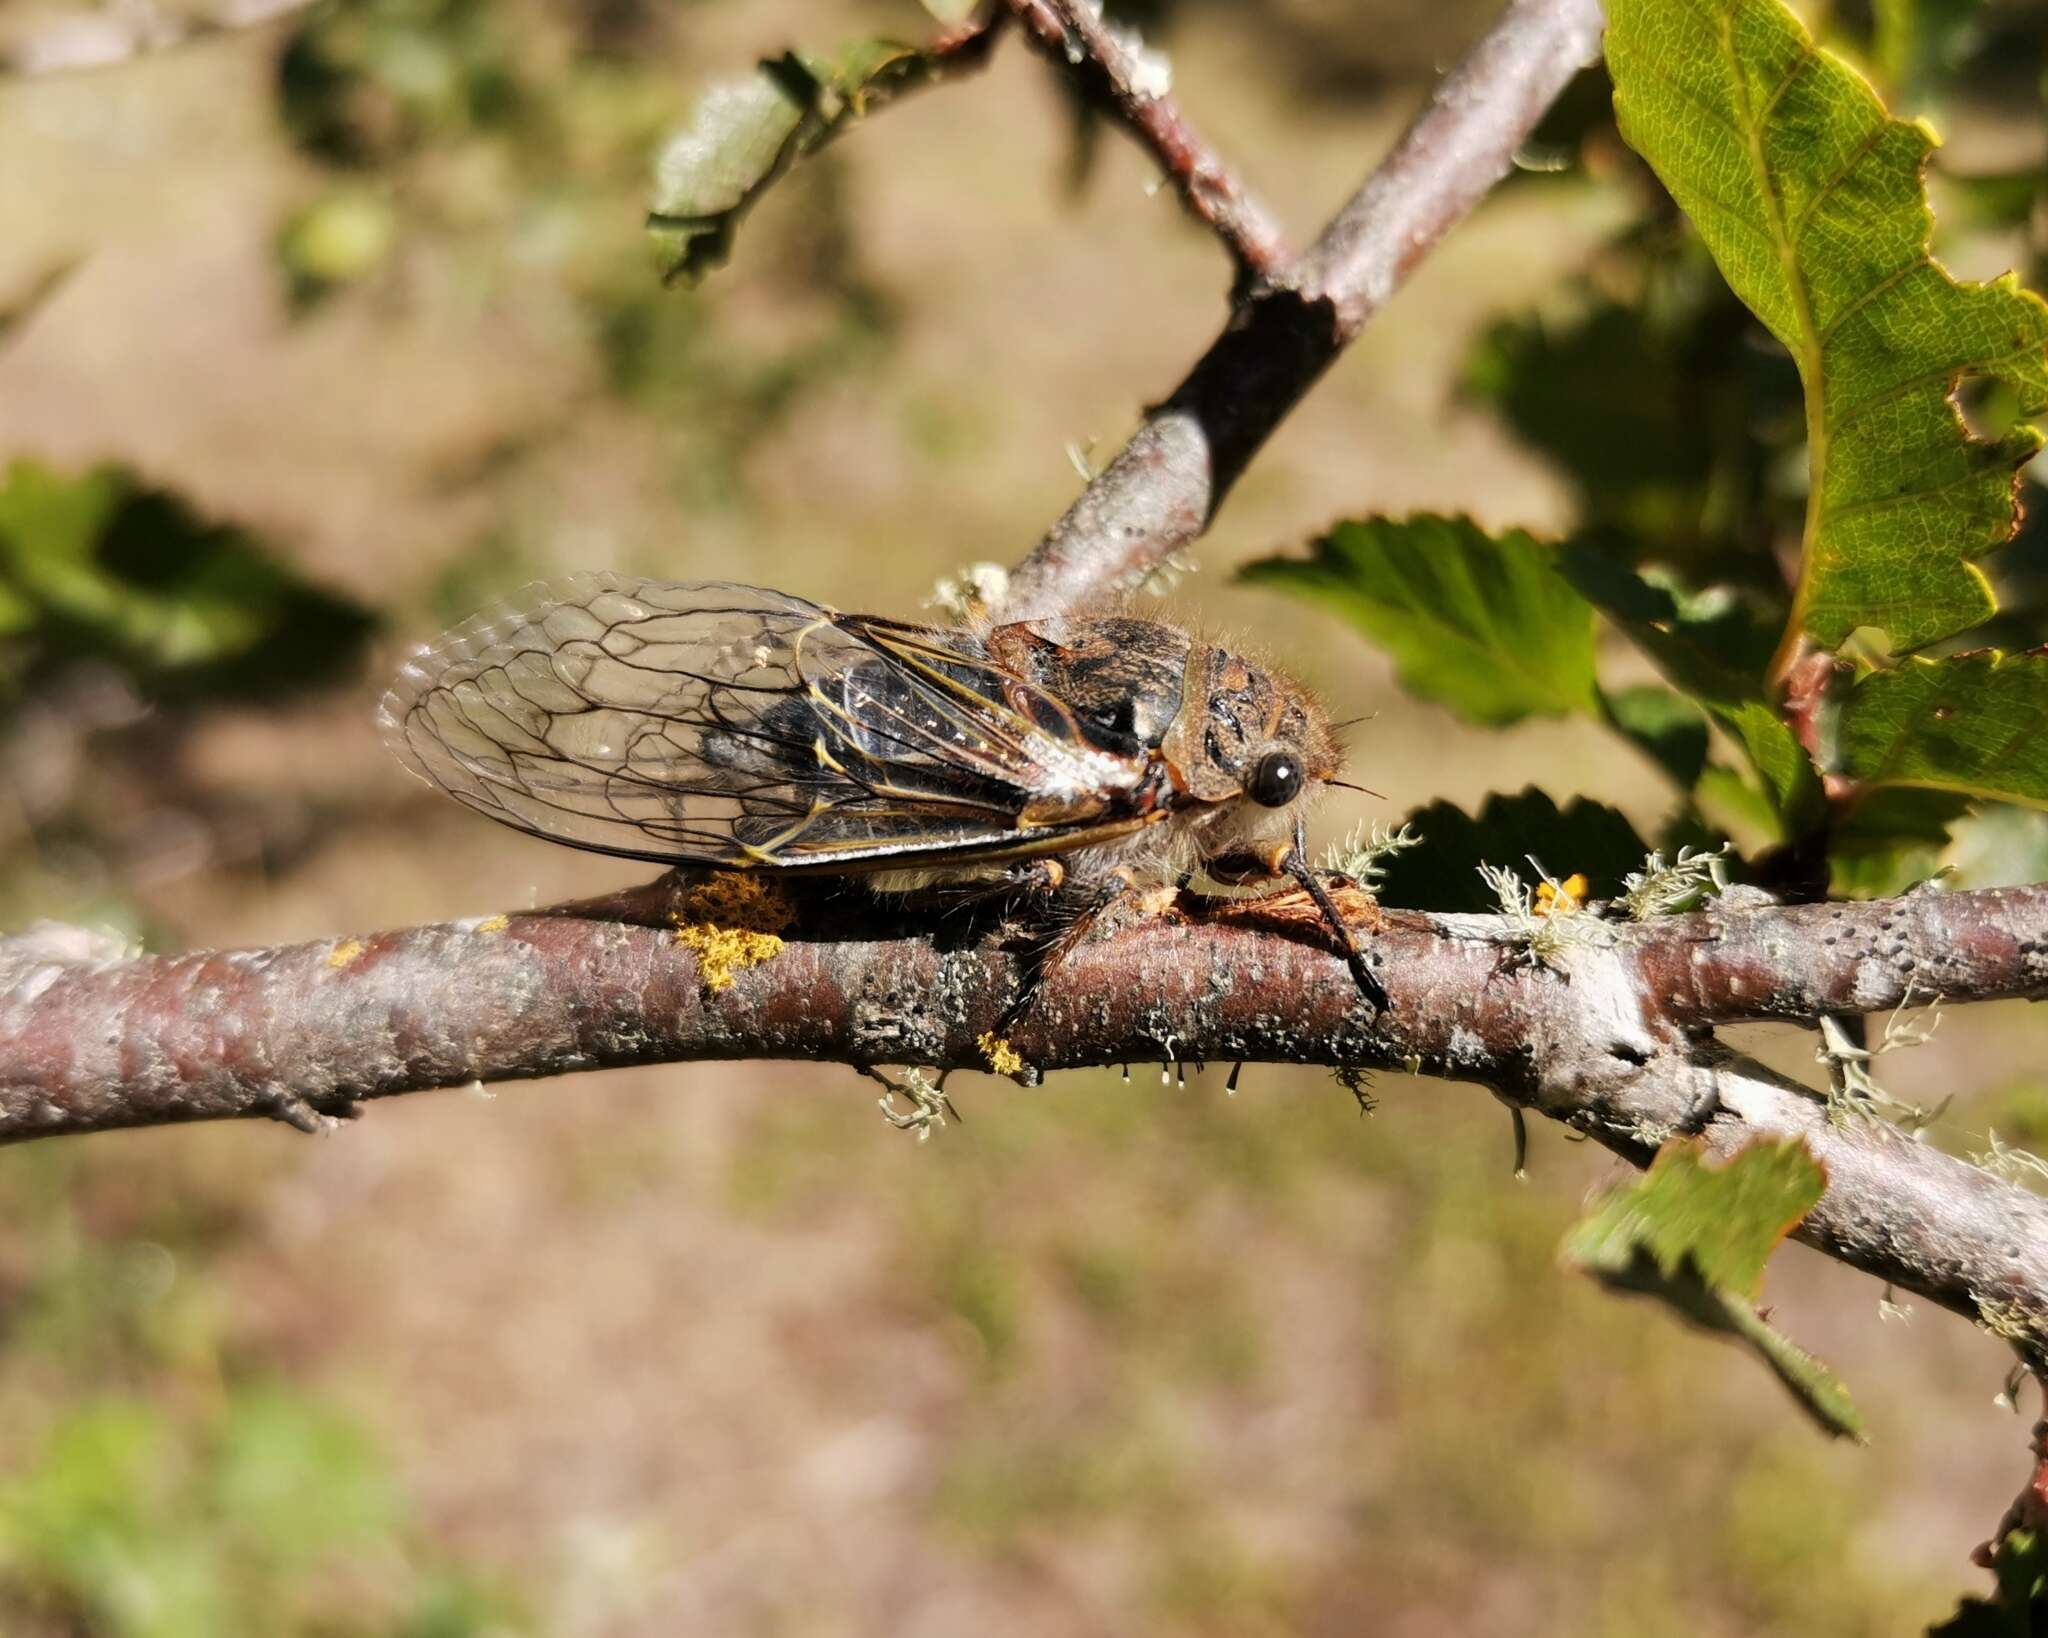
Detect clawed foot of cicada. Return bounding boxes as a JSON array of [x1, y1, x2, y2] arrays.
[[860, 1065, 959, 1142], [1283, 849, 1391, 1013], [1199, 818, 1391, 1013]]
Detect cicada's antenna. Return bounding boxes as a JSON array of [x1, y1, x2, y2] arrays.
[[1286, 813, 1390, 1012], [1325, 778, 1383, 798]]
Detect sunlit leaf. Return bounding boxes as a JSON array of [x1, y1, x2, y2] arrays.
[[649, 41, 938, 284], [1836, 650, 2048, 802], [1370, 788, 1648, 913], [1240, 516, 1598, 725], [1697, 763, 1788, 844], [1608, 0, 2048, 656], [1562, 1137, 1863, 1439]]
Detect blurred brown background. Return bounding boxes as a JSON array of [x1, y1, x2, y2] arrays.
[[0, 1, 2040, 1632]]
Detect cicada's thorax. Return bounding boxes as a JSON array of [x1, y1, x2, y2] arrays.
[[984, 615, 1194, 758]]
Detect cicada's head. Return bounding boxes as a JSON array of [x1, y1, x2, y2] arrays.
[[1161, 643, 1342, 857]]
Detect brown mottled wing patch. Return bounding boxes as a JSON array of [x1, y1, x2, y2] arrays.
[[379, 574, 1151, 870]]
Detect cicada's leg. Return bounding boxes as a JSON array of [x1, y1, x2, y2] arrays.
[[996, 865, 1183, 1034], [1200, 824, 1391, 1013]]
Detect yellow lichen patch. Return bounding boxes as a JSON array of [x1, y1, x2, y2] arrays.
[[977, 1031, 1025, 1077], [671, 921, 784, 993], [475, 913, 510, 934], [675, 870, 796, 934], [326, 938, 365, 969], [667, 874, 794, 993], [1533, 874, 1589, 917]]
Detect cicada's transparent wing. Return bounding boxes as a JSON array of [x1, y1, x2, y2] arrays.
[[379, 574, 1154, 870]]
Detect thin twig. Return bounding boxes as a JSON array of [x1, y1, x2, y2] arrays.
[[1002, 0, 1290, 285], [997, 0, 1607, 620]]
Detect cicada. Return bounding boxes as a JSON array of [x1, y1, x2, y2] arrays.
[[380, 575, 1388, 1010]]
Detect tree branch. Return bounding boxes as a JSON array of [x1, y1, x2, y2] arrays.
[[997, 0, 1607, 620], [1001, 0, 1291, 285], [6, 884, 2048, 1360]]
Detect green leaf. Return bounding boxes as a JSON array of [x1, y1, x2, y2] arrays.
[[1828, 785, 1972, 895], [1562, 1138, 1864, 1440], [1837, 650, 2048, 801], [1370, 788, 1648, 913], [0, 460, 375, 701], [1559, 548, 1826, 830], [1722, 700, 1827, 831], [1928, 1528, 2048, 1637], [1240, 516, 1598, 725], [1698, 763, 1790, 843], [1607, 0, 2048, 656], [1463, 246, 1805, 564], [649, 41, 937, 284], [1602, 683, 1711, 789]]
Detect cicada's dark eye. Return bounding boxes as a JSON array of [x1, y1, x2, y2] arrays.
[[1247, 749, 1303, 808]]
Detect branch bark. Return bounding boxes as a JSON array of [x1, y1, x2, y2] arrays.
[[1002, 0, 1291, 285], [997, 0, 1607, 620], [5, 884, 2047, 1360]]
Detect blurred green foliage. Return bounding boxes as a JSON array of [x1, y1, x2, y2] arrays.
[[0, 1150, 521, 1638], [729, 1073, 1956, 1634], [0, 461, 373, 705]]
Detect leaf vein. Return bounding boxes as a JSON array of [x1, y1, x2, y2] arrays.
[[1613, 45, 1753, 149], [1814, 255, 1927, 350], [1755, 35, 1817, 128], [1820, 463, 1995, 527], [1788, 119, 1891, 249], [1828, 338, 2046, 437]]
